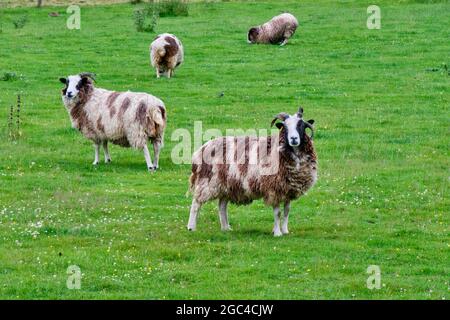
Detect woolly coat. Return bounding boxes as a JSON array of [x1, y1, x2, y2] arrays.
[[150, 33, 184, 73], [248, 13, 299, 44], [189, 129, 317, 206], [62, 79, 166, 149]]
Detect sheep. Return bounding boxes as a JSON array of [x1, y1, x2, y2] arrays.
[[150, 33, 184, 78], [187, 107, 317, 236], [59, 72, 166, 171], [247, 13, 299, 46]]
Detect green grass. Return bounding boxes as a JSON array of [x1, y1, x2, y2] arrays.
[[0, 0, 448, 299]]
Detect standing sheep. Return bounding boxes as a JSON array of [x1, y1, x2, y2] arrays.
[[59, 73, 166, 171], [187, 107, 317, 236], [150, 33, 184, 78], [247, 13, 299, 46]]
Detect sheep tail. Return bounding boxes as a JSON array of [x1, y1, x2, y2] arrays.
[[151, 105, 166, 128], [157, 47, 166, 58], [186, 172, 196, 197], [145, 105, 166, 147], [186, 159, 200, 197]]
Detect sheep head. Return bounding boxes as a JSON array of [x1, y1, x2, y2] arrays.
[[271, 108, 315, 147], [59, 72, 95, 101], [247, 27, 260, 44]]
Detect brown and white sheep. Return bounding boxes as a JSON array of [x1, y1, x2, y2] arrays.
[[247, 13, 299, 46], [59, 73, 166, 171], [187, 107, 317, 236], [150, 33, 184, 78]]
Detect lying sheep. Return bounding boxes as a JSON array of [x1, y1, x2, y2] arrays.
[[187, 107, 317, 236], [59, 73, 166, 171], [150, 33, 184, 78], [247, 13, 299, 46]]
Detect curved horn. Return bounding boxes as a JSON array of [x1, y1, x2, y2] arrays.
[[270, 112, 289, 127], [79, 72, 96, 81], [297, 106, 304, 118], [304, 120, 314, 139]]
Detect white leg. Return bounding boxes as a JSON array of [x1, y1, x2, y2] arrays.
[[93, 143, 100, 165], [156, 69, 160, 79], [187, 198, 202, 231], [167, 69, 172, 79], [280, 38, 288, 46], [152, 141, 161, 170], [218, 199, 231, 231], [273, 206, 282, 237], [143, 144, 154, 171], [103, 141, 111, 163], [282, 201, 290, 234]]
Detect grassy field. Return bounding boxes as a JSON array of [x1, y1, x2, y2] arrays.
[[1, 0, 131, 9], [0, 0, 448, 299]]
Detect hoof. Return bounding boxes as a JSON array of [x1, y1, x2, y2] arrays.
[[105, 159, 111, 164], [273, 230, 283, 237], [148, 166, 155, 172], [282, 229, 289, 235], [92, 161, 99, 166], [221, 225, 232, 231]]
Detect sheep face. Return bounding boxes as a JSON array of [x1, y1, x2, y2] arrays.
[[247, 27, 259, 43], [273, 109, 315, 147], [60, 75, 83, 100], [284, 115, 302, 147], [59, 73, 95, 104]]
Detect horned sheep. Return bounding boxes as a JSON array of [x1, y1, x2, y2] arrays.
[[150, 33, 184, 78], [247, 13, 299, 46], [187, 107, 317, 236], [59, 73, 166, 171]]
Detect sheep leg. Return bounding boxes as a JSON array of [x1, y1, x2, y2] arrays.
[[282, 201, 290, 234], [218, 199, 231, 231], [156, 69, 160, 79], [143, 144, 154, 171], [103, 141, 111, 163], [152, 140, 161, 170], [167, 69, 172, 79], [279, 38, 288, 46], [188, 198, 202, 231], [272, 206, 282, 237], [93, 143, 100, 165]]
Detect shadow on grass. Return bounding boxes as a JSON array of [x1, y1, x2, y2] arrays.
[[54, 159, 182, 174], [233, 228, 271, 237]]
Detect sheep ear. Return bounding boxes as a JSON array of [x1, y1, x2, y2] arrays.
[[79, 77, 88, 85], [248, 27, 259, 37], [275, 122, 283, 130], [307, 119, 314, 125], [59, 78, 67, 84]]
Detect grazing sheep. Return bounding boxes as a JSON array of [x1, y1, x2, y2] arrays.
[[59, 73, 166, 171], [187, 107, 317, 236], [247, 13, 299, 46], [150, 33, 184, 78]]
